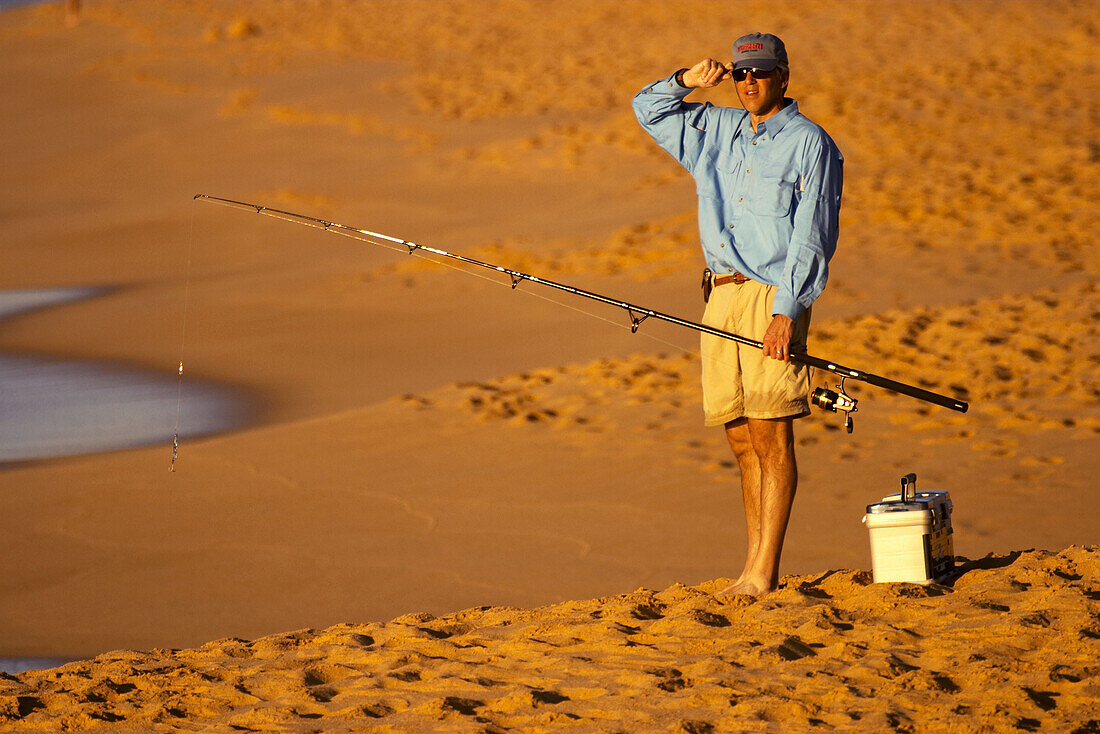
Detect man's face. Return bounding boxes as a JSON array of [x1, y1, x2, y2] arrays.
[[734, 66, 789, 120]]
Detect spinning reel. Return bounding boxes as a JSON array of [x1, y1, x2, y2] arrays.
[[811, 376, 858, 433]]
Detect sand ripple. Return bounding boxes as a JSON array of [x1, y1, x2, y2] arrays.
[[2, 547, 1097, 732], [391, 279, 1100, 475], [813, 280, 1100, 427]]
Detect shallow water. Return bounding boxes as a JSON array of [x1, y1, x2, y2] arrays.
[[0, 658, 74, 675], [0, 288, 252, 464], [0, 286, 103, 321], [0, 354, 250, 463]]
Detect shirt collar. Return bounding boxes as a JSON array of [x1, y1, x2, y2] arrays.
[[735, 98, 799, 139]]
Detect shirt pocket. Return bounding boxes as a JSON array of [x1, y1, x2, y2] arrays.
[[696, 148, 741, 201], [751, 175, 795, 217], [699, 150, 744, 223], [751, 156, 798, 217], [715, 150, 742, 186]]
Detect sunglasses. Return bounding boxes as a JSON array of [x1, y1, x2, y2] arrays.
[[732, 67, 776, 82]]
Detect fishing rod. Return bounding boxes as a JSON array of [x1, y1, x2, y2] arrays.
[[193, 194, 969, 431]]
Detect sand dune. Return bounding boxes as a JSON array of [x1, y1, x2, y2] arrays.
[[2, 547, 1097, 732]]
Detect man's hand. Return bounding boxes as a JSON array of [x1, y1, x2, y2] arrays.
[[682, 58, 732, 89], [762, 314, 794, 362]]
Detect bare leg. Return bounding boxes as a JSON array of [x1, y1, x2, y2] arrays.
[[718, 416, 798, 597], [721, 419, 760, 589], [742, 417, 797, 593]]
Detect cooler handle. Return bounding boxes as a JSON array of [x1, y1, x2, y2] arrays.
[[900, 473, 917, 503]]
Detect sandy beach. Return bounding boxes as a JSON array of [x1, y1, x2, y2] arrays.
[[3, 547, 1099, 732], [1, 0, 1098, 729]]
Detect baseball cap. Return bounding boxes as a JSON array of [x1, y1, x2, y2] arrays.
[[731, 33, 788, 71]]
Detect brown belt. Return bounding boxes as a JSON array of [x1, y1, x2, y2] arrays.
[[702, 268, 752, 303], [713, 272, 751, 286]]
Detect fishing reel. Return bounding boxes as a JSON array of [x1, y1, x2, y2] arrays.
[[811, 377, 858, 433]]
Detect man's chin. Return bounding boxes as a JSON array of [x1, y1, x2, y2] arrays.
[[738, 95, 765, 112]]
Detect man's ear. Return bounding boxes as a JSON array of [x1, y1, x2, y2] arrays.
[[780, 69, 790, 91]]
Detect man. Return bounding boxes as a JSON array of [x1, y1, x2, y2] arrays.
[[633, 33, 843, 596]]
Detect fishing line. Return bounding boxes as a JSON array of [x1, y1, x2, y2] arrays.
[[365, 240, 698, 357], [170, 198, 197, 472], [172, 195, 721, 473], [182, 194, 967, 459], [200, 195, 701, 357], [405, 247, 681, 344], [192, 194, 971, 415]]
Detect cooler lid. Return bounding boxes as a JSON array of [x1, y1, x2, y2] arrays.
[[881, 490, 950, 503], [866, 498, 932, 514]]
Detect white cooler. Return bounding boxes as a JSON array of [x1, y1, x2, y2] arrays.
[[862, 473, 954, 584]]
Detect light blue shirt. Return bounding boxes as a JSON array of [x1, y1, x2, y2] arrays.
[[633, 71, 843, 320]]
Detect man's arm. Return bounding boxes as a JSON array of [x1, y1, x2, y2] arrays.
[[764, 133, 844, 362], [632, 59, 730, 174]]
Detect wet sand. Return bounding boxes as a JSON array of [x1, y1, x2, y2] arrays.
[[0, 0, 1097, 729]]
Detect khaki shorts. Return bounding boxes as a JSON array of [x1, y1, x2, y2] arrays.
[[700, 279, 812, 426]]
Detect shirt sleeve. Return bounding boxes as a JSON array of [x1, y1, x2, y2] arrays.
[[632, 71, 711, 174], [772, 132, 844, 321]]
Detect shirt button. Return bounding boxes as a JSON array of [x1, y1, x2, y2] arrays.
[[728, 268, 734, 272], [738, 197, 743, 202], [728, 225, 734, 229], [752, 141, 757, 145], [719, 243, 724, 247], [746, 168, 751, 173]]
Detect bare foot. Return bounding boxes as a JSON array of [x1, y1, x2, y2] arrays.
[[716, 575, 774, 598], [727, 551, 758, 593], [722, 572, 746, 593], [716, 581, 738, 597]]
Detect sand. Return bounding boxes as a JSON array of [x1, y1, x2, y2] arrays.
[[3, 547, 1099, 731], [0, 0, 1098, 729]]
